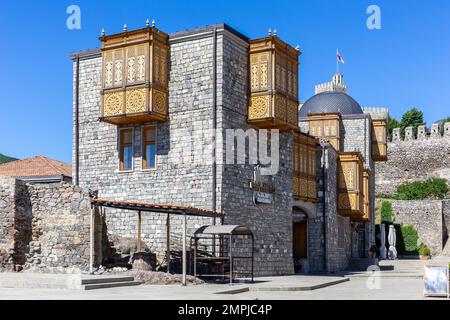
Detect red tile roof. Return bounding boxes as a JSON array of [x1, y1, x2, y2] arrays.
[[0, 156, 71, 178]]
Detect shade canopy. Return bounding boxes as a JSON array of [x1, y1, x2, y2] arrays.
[[194, 225, 253, 236]]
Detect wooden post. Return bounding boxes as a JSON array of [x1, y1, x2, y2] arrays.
[[137, 210, 142, 252], [166, 214, 170, 274], [182, 212, 187, 286], [89, 206, 95, 274]]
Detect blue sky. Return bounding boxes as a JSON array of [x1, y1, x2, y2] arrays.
[[0, 0, 449, 163]]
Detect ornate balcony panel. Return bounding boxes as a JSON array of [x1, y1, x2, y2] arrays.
[[338, 152, 365, 220], [292, 133, 318, 202], [248, 36, 300, 131], [308, 113, 341, 151], [100, 26, 169, 125], [372, 119, 388, 161]]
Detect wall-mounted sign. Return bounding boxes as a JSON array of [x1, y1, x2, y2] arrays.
[[250, 164, 275, 205], [423, 266, 449, 298]]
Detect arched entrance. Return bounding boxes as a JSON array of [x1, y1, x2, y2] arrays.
[[293, 207, 308, 273]]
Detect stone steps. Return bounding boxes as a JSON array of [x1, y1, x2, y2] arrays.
[[82, 280, 142, 290], [346, 258, 378, 271], [81, 276, 135, 285]]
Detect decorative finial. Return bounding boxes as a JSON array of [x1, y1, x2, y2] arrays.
[[295, 45, 300, 51], [101, 28, 105, 37], [123, 24, 127, 32], [268, 28, 272, 36], [273, 29, 277, 36], [152, 19, 156, 28], [146, 19, 150, 27]]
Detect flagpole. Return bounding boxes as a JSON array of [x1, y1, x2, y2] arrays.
[[336, 49, 339, 73]]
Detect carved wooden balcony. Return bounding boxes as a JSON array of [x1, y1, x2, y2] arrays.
[[99, 26, 169, 125], [372, 119, 387, 161], [292, 133, 318, 202], [248, 36, 300, 131], [308, 113, 341, 151], [352, 169, 371, 223], [338, 152, 365, 220]]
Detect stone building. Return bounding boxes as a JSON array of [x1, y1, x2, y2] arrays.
[[69, 22, 388, 275]]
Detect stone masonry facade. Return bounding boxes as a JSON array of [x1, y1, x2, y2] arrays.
[[0, 177, 93, 272], [391, 200, 450, 256], [74, 25, 295, 275]]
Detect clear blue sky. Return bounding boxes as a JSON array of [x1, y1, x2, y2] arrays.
[[1, 0, 449, 163]]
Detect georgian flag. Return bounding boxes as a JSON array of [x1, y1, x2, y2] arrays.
[[337, 50, 345, 64]]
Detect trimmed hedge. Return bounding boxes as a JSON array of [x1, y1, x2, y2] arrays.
[[380, 201, 393, 223], [395, 178, 448, 200], [400, 225, 419, 254]]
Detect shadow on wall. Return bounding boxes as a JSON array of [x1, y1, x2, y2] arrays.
[[376, 223, 421, 256]]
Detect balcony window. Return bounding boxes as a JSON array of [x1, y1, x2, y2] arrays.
[[119, 128, 133, 171], [142, 126, 156, 169]]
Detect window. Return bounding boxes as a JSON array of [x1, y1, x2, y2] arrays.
[[142, 126, 156, 169], [119, 128, 133, 171]]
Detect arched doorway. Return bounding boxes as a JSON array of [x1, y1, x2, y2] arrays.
[[293, 207, 308, 273]]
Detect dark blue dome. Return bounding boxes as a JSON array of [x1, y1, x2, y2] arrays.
[[299, 91, 363, 117]]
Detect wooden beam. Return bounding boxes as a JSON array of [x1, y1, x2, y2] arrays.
[[89, 206, 95, 274], [166, 214, 170, 274], [137, 210, 142, 252], [182, 212, 187, 286]]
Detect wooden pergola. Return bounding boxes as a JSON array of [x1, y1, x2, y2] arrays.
[[90, 198, 224, 286]]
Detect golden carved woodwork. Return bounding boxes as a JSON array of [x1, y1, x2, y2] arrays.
[[126, 88, 146, 113], [249, 95, 270, 119], [103, 91, 124, 117], [308, 113, 341, 151], [248, 36, 300, 130], [372, 120, 388, 161], [292, 133, 318, 203], [338, 152, 365, 220], [100, 26, 169, 125]]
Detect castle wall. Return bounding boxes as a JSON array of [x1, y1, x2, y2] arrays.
[[0, 178, 92, 272], [391, 200, 444, 255], [375, 128, 450, 195]]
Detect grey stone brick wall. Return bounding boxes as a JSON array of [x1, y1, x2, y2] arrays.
[[24, 182, 92, 272], [391, 200, 444, 255], [0, 178, 92, 272], [375, 136, 450, 195]]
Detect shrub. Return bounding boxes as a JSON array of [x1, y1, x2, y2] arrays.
[[418, 243, 431, 256], [381, 201, 393, 223], [400, 225, 419, 254], [395, 178, 448, 200]]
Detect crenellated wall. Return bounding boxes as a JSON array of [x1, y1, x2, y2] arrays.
[[375, 124, 450, 195]]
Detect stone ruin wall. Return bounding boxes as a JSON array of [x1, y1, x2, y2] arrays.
[[0, 177, 92, 273], [375, 123, 450, 196], [390, 200, 449, 255]]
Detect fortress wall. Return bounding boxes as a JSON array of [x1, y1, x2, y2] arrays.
[[375, 124, 450, 195]]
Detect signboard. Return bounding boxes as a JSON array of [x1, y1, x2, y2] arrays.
[[423, 266, 449, 298], [254, 191, 273, 205], [250, 164, 275, 206]]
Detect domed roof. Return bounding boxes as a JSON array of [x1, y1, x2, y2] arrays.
[[299, 91, 363, 117]]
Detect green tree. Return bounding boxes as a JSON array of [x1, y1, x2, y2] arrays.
[[439, 117, 450, 136], [400, 108, 425, 138], [387, 115, 400, 140]]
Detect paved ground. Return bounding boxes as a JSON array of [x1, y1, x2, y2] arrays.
[[0, 259, 448, 300]]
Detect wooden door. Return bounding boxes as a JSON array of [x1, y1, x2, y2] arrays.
[[293, 221, 307, 259]]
